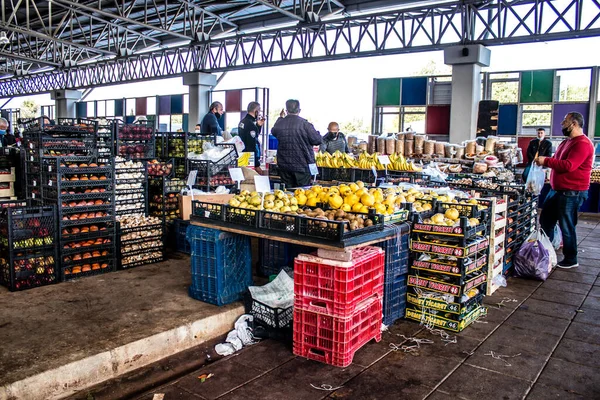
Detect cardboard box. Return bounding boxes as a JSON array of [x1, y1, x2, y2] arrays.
[[178, 193, 234, 220], [0, 182, 15, 198]]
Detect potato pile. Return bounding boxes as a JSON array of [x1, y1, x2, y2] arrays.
[[300, 208, 375, 232]]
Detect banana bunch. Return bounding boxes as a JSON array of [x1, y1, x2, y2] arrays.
[[388, 153, 423, 172], [237, 152, 251, 167], [357, 152, 385, 170], [316, 151, 357, 168]]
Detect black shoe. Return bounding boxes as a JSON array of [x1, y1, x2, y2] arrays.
[[557, 260, 578, 269]]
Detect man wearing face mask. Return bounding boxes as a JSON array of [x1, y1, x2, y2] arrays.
[[523, 128, 552, 180], [535, 112, 594, 269], [238, 102, 265, 172], [194, 124, 201, 133], [320, 122, 349, 154], [200, 101, 224, 136], [0, 117, 15, 147]]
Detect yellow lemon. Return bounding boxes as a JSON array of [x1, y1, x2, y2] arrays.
[[374, 203, 386, 215], [296, 193, 307, 206], [349, 183, 359, 192], [444, 208, 460, 221], [306, 197, 318, 207], [431, 213, 445, 224], [328, 194, 344, 209], [351, 203, 363, 212], [359, 205, 370, 214], [356, 188, 368, 198], [344, 194, 360, 207], [341, 203, 352, 212], [356, 181, 365, 188]]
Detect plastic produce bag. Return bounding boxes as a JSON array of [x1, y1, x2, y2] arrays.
[[552, 225, 562, 250], [525, 164, 545, 195], [514, 233, 551, 281], [529, 229, 557, 268]]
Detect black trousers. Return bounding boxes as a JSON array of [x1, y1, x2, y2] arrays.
[[278, 169, 312, 189]]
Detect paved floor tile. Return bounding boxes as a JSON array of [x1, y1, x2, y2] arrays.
[[466, 344, 547, 382], [581, 295, 600, 310], [518, 298, 578, 320], [503, 310, 570, 337], [231, 340, 295, 373], [328, 381, 433, 400], [506, 278, 542, 288], [540, 279, 591, 295], [537, 358, 600, 398], [549, 270, 597, 285], [480, 324, 561, 358], [588, 286, 600, 297], [530, 287, 586, 306], [426, 390, 467, 400], [552, 338, 600, 369], [574, 307, 600, 326], [137, 385, 203, 400], [437, 364, 530, 400], [174, 359, 264, 399], [218, 358, 363, 400], [350, 335, 393, 367], [555, 263, 600, 276], [526, 383, 586, 399], [413, 331, 482, 362], [564, 321, 600, 345], [386, 320, 424, 338], [456, 315, 501, 341]]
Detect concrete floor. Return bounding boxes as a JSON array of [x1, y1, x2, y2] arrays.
[[0, 252, 243, 398], [129, 218, 600, 400]]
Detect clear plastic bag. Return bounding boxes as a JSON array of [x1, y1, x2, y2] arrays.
[[525, 164, 545, 195], [552, 225, 562, 250]]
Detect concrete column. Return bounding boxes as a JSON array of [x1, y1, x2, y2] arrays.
[[50, 89, 82, 118], [183, 72, 218, 132], [444, 45, 491, 143]]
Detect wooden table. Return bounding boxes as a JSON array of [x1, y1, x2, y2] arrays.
[[189, 217, 405, 251]]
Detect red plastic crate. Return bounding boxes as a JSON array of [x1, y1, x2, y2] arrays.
[[294, 246, 384, 317], [293, 294, 382, 368]]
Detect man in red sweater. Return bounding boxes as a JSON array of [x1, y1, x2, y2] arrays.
[[535, 112, 594, 268]]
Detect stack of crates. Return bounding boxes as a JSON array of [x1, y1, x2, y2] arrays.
[[293, 246, 384, 367], [173, 219, 191, 254], [186, 225, 252, 306], [375, 223, 410, 326]]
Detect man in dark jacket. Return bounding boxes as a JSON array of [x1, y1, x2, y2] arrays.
[[523, 127, 553, 180], [200, 101, 224, 136], [271, 99, 322, 188], [238, 101, 265, 171]]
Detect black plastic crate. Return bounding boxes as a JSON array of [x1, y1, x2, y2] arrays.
[[0, 206, 57, 251], [319, 167, 355, 182], [187, 143, 238, 177], [259, 210, 300, 234], [244, 292, 293, 329], [410, 214, 489, 246], [224, 205, 259, 228], [191, 201, 224, 222], [297, 211, 384, 242], [258, 239, 314, 277], [120, 253, 164, 269], [0, 248, 59, 291], [174, 219, 191, 254], [62, 257, 116, 281], [435, 198, 491, 220]]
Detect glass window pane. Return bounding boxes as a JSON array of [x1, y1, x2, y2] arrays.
[[158, 115, 170, 132], [87, 102, 95, 117], [126, 98, 136, 116], [97, 101, 106, 117], [171, 115, 183, 131], [183, 94, 189, 114], [556, 69, 591, 102], [381, 113, 400, 134], [491, 81, 519, 103], [106, 100, 115, 117], [147, 97, 157, 115]]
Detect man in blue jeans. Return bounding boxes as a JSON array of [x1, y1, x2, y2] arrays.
[[535, 112, 594, 268]]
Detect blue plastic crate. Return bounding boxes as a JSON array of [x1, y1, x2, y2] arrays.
[[383, 274, 407, 326], [186, 225, 253, 306], [375, 225, 410, 277], [258, 239, 314, 277], [174, 219, 191, 254]]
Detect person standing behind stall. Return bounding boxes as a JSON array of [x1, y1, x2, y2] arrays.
[[271, 99, 322, 188], [238, 101, 265, 173], [535, 112, 594, 269], [200, 101, 224, 137], [523, 127, 553, 180], [320, 122, 349, 154]]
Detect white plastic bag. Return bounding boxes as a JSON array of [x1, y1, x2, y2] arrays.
[[552, 225, 562, 250], [525, 164, 545, 195]]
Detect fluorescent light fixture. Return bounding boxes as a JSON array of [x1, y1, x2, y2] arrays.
[[0, 32, 9, 45]]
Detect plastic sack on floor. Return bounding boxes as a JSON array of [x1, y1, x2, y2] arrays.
[[215, 314, 256, 356], [525, 164, 545, 195], [514, 233, 551, 281], [530, 229, 557, 268]]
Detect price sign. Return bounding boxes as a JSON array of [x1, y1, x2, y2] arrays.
[[186, 170, 198, 188], [254, 175, 271, 193], [308, 163, 319, 176], [229, 168, 245, 182], [378, 155, 391, 166]]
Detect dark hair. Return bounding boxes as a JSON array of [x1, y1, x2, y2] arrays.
[[568, 112, 585, 129], [285, 99, 300, 114], [195, 124, 201, 128], [537, 127, 545, 132], [247, 101, 260, 114], [209, 101, 223, 112]]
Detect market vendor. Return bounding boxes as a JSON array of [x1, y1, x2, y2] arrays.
[[0, 118, 16, 147], [271, 99, 322, 188], [238, 101, 265, 172], [523, 127, 552, 180], [200, 101, 224, 136], [320, 122, 349, 154]]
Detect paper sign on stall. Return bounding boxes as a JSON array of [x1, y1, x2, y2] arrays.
[[308, 163, 319, 184], [187, 170, 198, 200], [254, 175, 271, 193], [229, 167, 245, 190]]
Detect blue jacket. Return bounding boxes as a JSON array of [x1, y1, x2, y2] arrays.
[[200, 112, 223, 136]]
